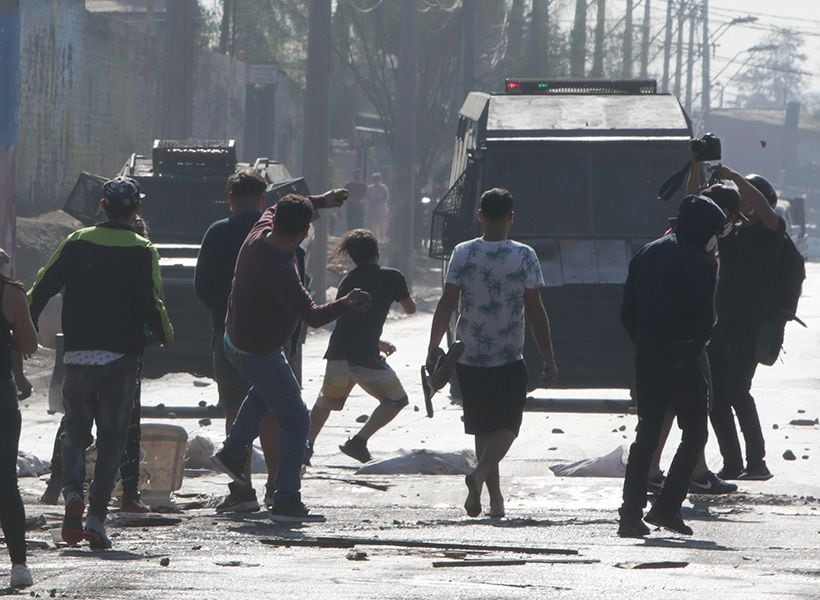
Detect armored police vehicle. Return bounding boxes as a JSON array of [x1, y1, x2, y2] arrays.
[[430, 79, 693, 388]]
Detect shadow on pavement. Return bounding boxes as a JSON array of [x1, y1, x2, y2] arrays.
[[414, 516, 617, 528], [641, 537, 735, 551], [60, 549, 162, 560]]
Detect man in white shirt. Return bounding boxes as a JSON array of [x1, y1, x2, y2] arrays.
[[428, 188, 558, 518]]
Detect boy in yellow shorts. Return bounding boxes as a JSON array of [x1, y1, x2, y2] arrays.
[[307, 230, 416, 463]]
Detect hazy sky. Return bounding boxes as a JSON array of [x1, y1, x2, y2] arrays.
[[662, 0, 820, 94], [202, 0, 820, 94]]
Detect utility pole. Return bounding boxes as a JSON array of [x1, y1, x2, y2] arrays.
[[391, 0, 418, 286], [591, 0, 606, 77], [507, 0, 525, 73], [304, 0, 332, 303], [0, 0, 20, 265], [219, 0, 233, 54], [639, 0, 651, 78], [163, 0, 195, 138], [527, 0, 549, 77], [685, 4, 697, 113], [145, 0, 155, 38], [623, 0, 634, 78], [569, 0, 587, 77], [701, 0, 711, 120], [460, 0, 476, 98], [673, 0, 685, 98], [661, 0, 674, 92]]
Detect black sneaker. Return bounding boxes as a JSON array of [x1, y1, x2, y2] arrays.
[[211, 448, 249, 486], [617, 508, 650, 538], [716, 465, 743, 481], [339, 436, 371, 463], [644, 506, 693, 536], [269, 494, 326, 523], [647, 473, 665, 496], [303, 442, 314, 467], [215, 488, 260, 513], [738, 461, 773, 481], [689, 471, 738, 495]]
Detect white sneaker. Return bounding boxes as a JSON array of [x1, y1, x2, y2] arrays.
[[10, 563, 33, 587]]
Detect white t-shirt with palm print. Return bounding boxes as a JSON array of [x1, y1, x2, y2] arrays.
[[445, 237, 545, 367]]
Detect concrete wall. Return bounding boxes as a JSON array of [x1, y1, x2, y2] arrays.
[[0, 4, 21, 257], [192, 51, 246, 151], [15, 0, 249, 215]]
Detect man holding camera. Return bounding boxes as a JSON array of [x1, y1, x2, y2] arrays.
[[689, 159, 786, 481]]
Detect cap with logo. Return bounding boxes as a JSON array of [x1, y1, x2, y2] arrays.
[[102, 176, 145, 206]]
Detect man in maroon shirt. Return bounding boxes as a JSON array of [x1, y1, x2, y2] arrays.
[[212, 194, 370, 522]]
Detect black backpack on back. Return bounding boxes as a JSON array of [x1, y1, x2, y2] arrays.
[[756, 233, 806, 365], [775, 234, 806, 318]]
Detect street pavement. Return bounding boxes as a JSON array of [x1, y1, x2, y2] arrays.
[[7, 266, 820, 599]]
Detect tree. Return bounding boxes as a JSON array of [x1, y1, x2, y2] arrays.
[[334, 1, 462, 193], [734, 29, 808, 109], [212, 0, 310, 82]]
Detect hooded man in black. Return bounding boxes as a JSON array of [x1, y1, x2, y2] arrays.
[[618, 195, 727, 538]]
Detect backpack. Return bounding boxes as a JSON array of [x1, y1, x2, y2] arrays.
[[774, 234, 806, 318], [756, 234, 806, 365]]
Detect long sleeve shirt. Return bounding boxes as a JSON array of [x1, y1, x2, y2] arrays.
[[28, 223, 174, 354], [194, 195, 335, 331], [225, 207, 347, 355]]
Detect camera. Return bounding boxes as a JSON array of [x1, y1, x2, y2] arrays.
[[689, 133, 722, 162]]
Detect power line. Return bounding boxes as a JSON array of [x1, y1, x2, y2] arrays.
[[347, 0, 386, 13]]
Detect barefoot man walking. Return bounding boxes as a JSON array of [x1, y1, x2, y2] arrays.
[[428, 188, 557, 518]]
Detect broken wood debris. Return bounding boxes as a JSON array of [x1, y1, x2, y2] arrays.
[[614, 561, 688, 570], [304, 475, 390, 492], [433, 558, 599, 568], [109, 515, 183, 528], [260, 536, 577, 556]]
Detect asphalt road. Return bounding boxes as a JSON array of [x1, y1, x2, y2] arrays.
[[8, 265, 820, 599]]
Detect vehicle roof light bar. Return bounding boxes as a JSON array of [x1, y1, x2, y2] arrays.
[[504, 78, 658, 95]]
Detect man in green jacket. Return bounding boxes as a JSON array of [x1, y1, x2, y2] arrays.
[[29, 176, 173, 549]]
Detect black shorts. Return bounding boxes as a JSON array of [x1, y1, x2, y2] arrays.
[[455, 360, 527, 436]]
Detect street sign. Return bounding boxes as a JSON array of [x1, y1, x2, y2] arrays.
[[248, 64, 278, 86]]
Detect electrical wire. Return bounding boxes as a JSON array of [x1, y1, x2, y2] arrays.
[[347, 0, 386, 14]]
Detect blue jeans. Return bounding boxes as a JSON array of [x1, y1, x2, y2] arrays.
[[223, 334, 307, 502], [61, 356, 139, 518]]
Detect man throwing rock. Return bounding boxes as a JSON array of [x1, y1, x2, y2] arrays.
[[211, 194, 370, 522]]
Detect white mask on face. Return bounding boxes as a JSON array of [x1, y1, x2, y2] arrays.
[[705, 235, 718, 253]]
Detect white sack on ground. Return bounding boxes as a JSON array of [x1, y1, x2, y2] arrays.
[[356, 449, 477, 476], [185, 434, 266, 473], [549, 446, 627, 478], [17, 452, 50, 477]]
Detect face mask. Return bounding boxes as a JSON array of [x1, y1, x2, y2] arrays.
[[705, 236, 718, 253]]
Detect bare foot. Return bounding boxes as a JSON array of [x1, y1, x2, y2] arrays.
[[487, 495, 505, 519], [464, 473, 482, 517]]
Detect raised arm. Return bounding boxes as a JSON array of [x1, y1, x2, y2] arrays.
[[714, 165, 781, 232]]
